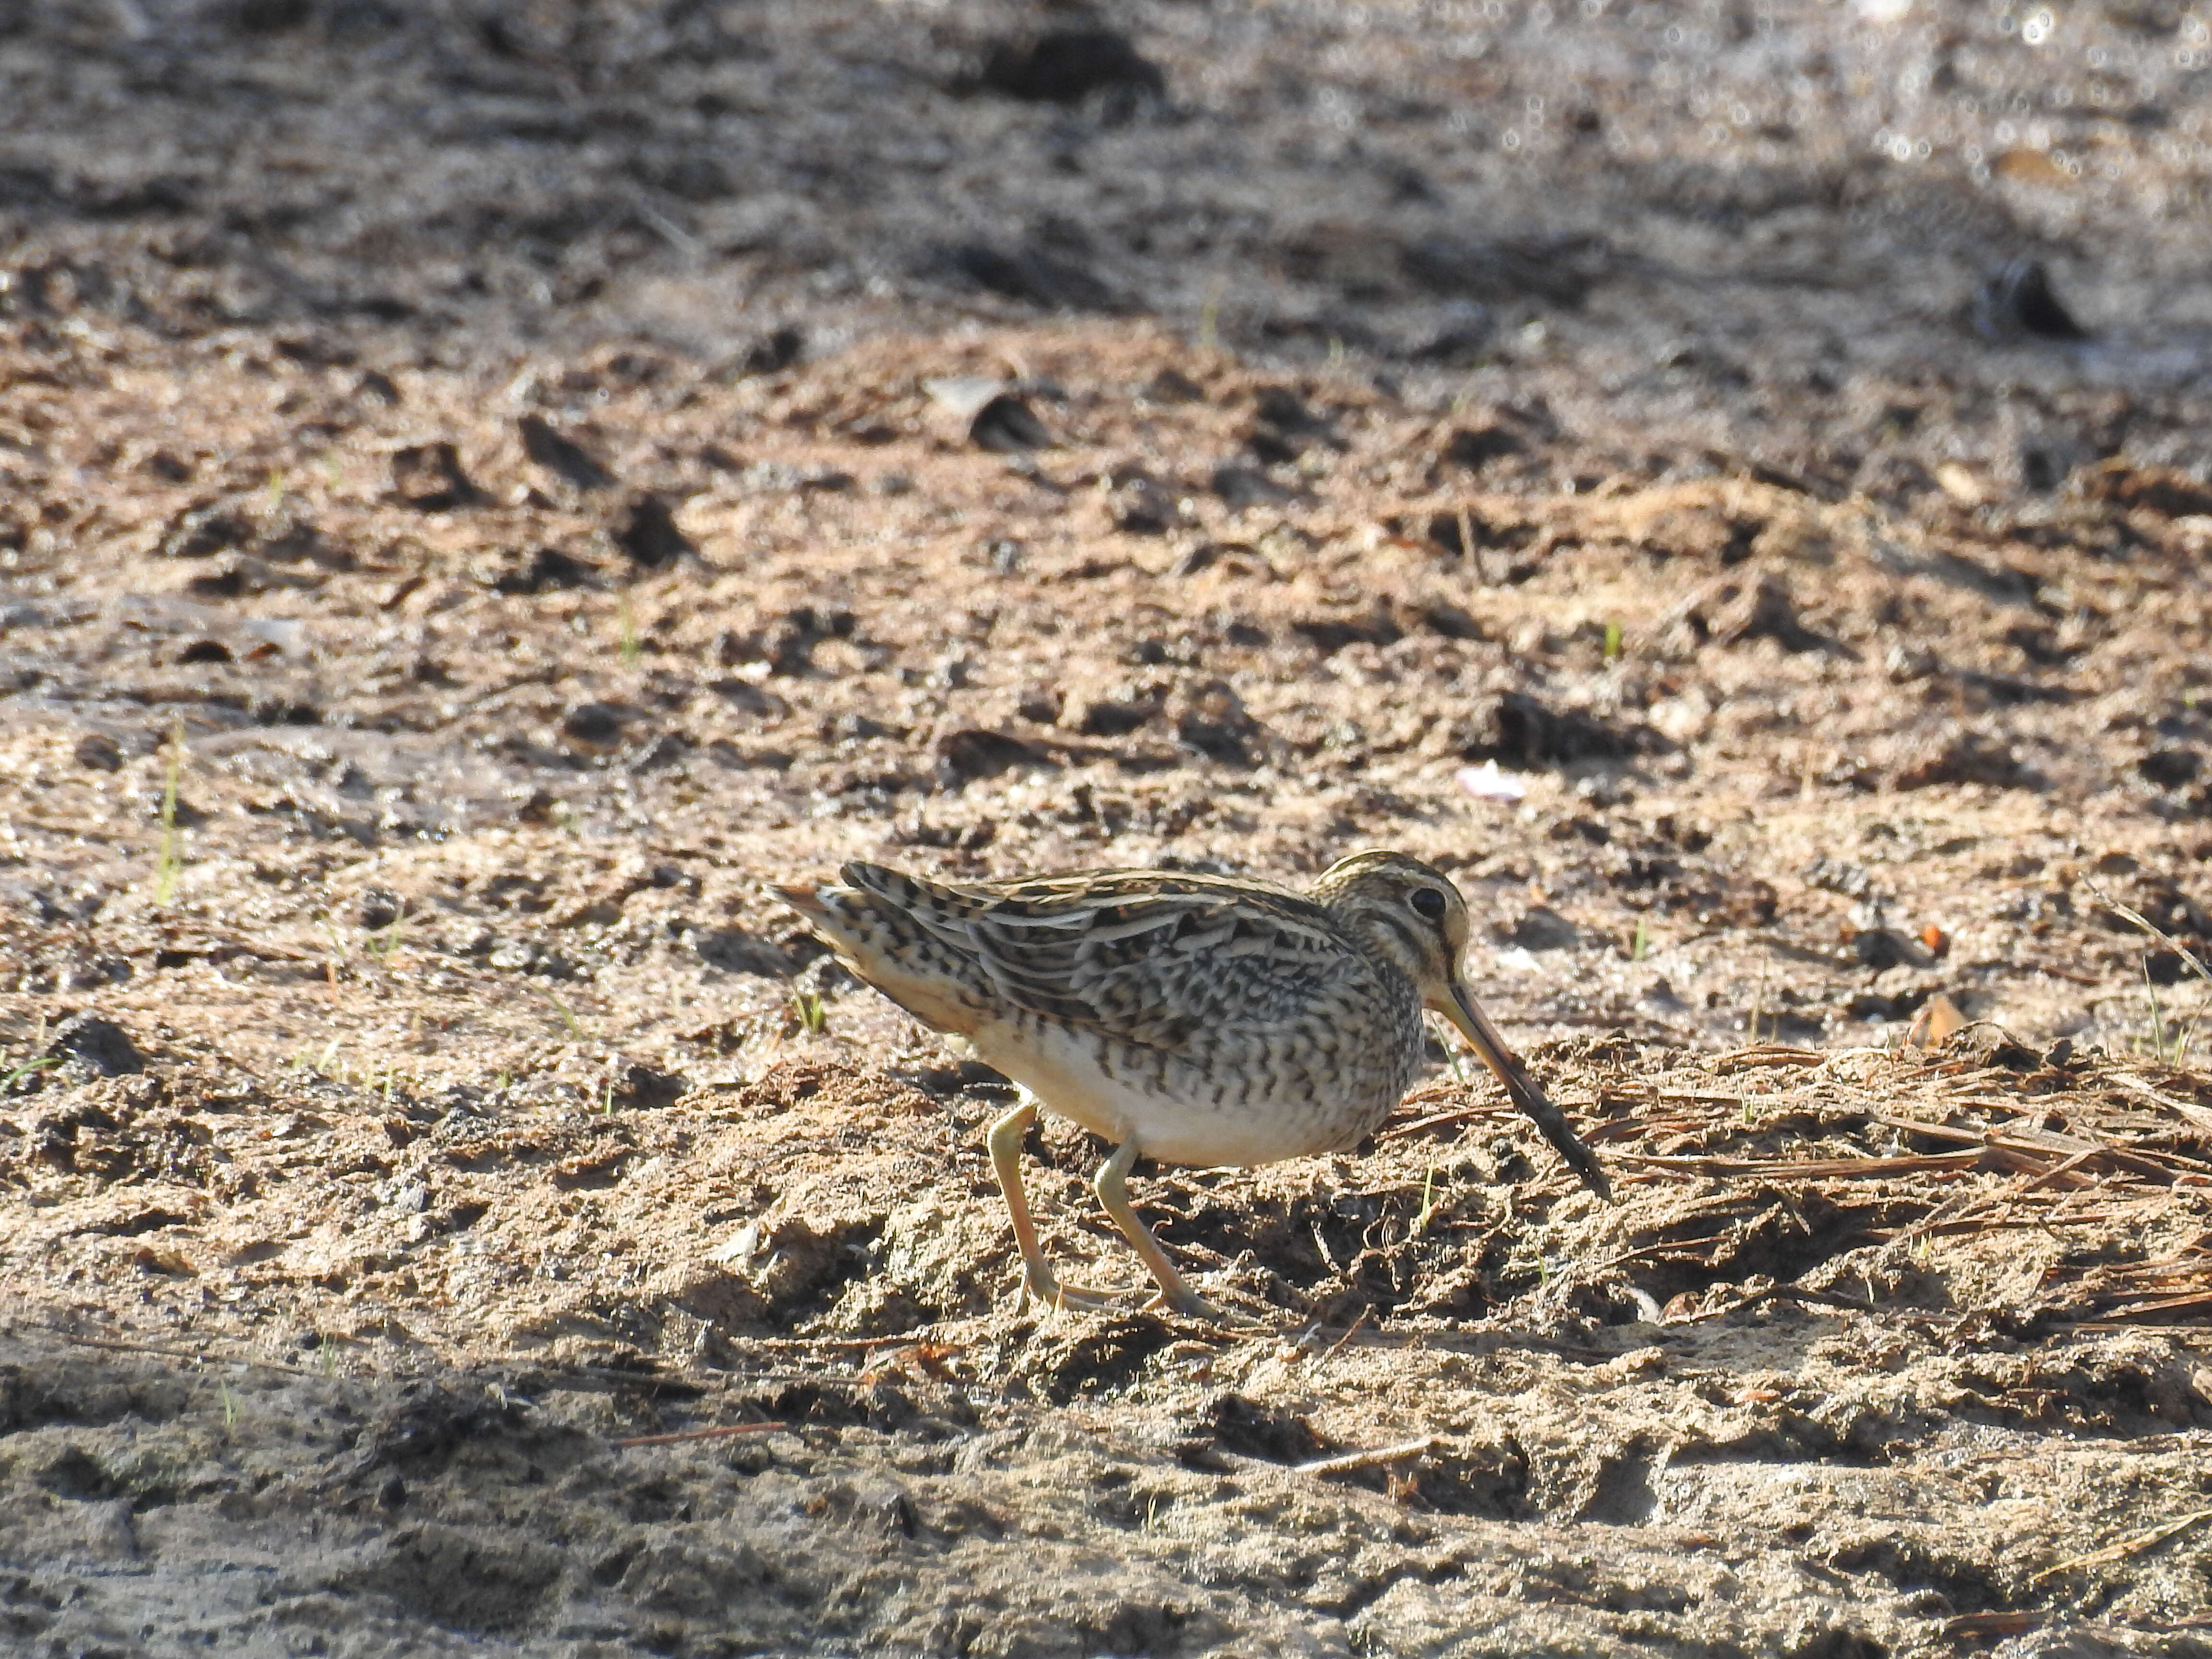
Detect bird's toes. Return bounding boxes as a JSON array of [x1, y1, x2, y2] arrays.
[[1152, 1287, 1273, 1332], [1020, 1268, 1124, 1314]]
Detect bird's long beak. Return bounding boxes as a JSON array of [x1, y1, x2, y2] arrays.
[[1441, 981, 1613, 1202]]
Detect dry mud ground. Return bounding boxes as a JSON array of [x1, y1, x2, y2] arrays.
[[6, 1, 2212, 1654]]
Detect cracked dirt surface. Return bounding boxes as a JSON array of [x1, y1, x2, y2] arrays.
[[4, 1, 2212, 1655]]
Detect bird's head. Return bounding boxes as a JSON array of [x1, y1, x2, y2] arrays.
[[1310, 849, 1475, 1013], [1312, 849, 1611, 1200]]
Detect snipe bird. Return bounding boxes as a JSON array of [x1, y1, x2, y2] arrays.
[[778, 850, 1609, 1320]]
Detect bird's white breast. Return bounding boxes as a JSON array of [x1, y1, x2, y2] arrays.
[[970, 1017, 1373, 1168]]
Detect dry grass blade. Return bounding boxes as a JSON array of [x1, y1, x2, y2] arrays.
[[1377, 1103, 1508, 1142], [612, 1422, 790, 1448], [2104, 1070, 2212, 1136], [1881, 1210, 2126, 1240], [2097, 1291, 2212, 1321], [730, 1332, 968, 1351], [1582, 1117, 1659, 1145], [2011, 1148, 2100, 1197], [1613, 1149, 1988, 1179], [2084, 877, 2212, 1065], [1706, 1046, 1827, 1073], [1942, 1612, 2042, 1641], [2026, 1506, 2212, 1588], [2082, 879, 2212, 988], [1669, 1282, 1877, 1324], [1875, 1114, 2201, 1185], [2037, 1246, 2212, 1323], [1889, 1177, 2122, 1242], [38, 1324, 317, 1378], [1978, 1145, 2096, 1186], [1604, 1235, 1735, 1270]]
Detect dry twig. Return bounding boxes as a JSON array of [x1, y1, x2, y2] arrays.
[[1293, 1436, 1439, 1478], [1319, 1307, 1371, 1363], [2026, 1506, 2212, 1588]]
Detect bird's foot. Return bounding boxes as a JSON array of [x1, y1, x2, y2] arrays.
[[1148, 1286, 1273, 1332], [1018, 1264, 1125, 1315]]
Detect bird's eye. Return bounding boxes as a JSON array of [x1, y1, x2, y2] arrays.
[[1408, 888, 1446, 921]]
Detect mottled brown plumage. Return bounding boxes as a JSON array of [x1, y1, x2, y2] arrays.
[[778, 850, 1607, 1320]]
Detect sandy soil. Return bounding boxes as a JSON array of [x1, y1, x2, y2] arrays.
[[4, 1, 2212, 1654]]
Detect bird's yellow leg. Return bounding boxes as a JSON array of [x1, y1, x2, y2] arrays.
[[986, 1098, 1118, 1311], [1092, 1139, 1261, 1326]]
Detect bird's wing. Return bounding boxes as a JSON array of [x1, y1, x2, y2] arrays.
[[838, 862, 1379, 1053]]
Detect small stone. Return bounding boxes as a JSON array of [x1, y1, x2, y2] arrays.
[[74, 733, 123, 772]]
